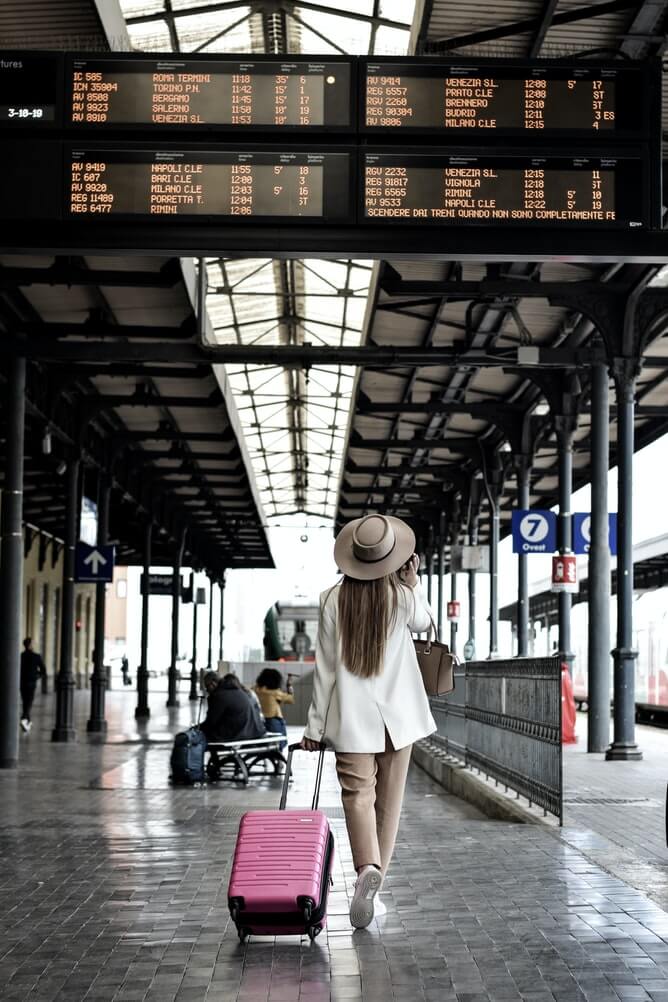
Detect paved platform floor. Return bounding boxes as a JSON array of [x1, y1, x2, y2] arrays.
[[561, 713, 668, 914], [0, 690, 667, 1002]]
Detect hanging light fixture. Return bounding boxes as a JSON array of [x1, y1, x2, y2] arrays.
[[41, 426, 52, 455]]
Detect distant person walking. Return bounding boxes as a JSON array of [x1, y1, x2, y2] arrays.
[[121, 655, 131, 686], [301, 514, 436, 929], [20, 638, 46, 733]]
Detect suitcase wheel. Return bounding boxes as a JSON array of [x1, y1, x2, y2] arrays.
[[307, 924, 322, 941], [238, 928, 249, 944]]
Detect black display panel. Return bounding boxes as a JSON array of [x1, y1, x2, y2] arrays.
[[0, 52, 62, 126], [67, 56, 353, 130], [362, 59, 652, 138], [67, 148, 353, 221], [362, 152, 648, 227], [0, 142, 62, 218]]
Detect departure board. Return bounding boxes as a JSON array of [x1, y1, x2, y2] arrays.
[[67, 149, 352, 221], [68, 57, 352, 129], [363, 61, 648, 136], [0, 52, 62, 125], [362, 154, 647, 227]]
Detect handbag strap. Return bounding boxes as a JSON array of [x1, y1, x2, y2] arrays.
[[410, 615, 437, 651]]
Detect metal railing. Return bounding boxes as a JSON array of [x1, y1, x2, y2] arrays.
[[429, 656, 562, 822]]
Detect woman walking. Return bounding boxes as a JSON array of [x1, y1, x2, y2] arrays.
[[301, 513, 436, 929]]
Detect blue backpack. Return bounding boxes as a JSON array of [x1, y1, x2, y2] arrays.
[[170, 727, 206, 784]]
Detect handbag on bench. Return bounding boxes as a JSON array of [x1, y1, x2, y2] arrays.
[[413, 617, 457, 697]]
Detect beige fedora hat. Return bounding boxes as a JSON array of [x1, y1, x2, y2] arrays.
[[334, 514, 415, 581]]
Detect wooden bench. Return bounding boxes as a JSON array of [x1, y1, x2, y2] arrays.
[[205, 735, 287, 785]]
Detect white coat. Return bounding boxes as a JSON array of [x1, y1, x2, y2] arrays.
[[304, 581, 437, 753]]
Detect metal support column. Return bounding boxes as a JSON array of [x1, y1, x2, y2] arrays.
[[516, 458, 531, 657], [167, 529, 186, 708], [218, 574, 225, 663], [606, 361, 642, 760], [52, 458, 80, 742], [135, 519, 152, 719], [556, 425, 575, 675], [0, 355, 26, 768], [466, 493, 480, 662], [588, 362, 612, 752], [189, 572, 199, 701], [426, 550, 434, 605], [207, 576, 214, 672], [438, 537, 444, 637], [87, 473, 110, 733], [488, 492, 499, 659]]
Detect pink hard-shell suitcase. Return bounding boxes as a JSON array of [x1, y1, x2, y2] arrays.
[[228, 743, 334, 942]]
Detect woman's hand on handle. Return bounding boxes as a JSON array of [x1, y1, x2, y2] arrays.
[[300, 736, 322, 752]]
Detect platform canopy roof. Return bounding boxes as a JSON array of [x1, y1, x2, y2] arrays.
[[0, 255, 273, 573], [2, 0, 668, 559], [335, 0, 668, 555]]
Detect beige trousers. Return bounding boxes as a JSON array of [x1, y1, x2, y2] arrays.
[[335, 731, 412, 876]]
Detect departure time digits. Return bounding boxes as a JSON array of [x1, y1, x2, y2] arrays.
[[365, 73, 616, 131]]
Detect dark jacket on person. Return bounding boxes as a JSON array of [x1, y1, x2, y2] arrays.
[[200, 678, 265, 743], [20, 650, 46, 689]]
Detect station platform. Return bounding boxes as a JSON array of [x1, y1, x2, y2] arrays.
[[0, 690, 667, 1002], [561, 713, 668, 916]]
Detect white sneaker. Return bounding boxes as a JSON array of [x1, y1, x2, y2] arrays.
[[20, 719, 29, 733], [374, 898, 387, 918], [350, 865, 382, 929]]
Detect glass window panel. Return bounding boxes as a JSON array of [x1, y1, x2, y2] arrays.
[[289, 23, 342, 54], [372, 24, 411, 55], [378, 0, 414, 25], [175, 8, 253, 52], [119, 0, 164, 17], [126, 19, 173, 49], [315, 0, 374, 13], [296, 10, 371, 53]]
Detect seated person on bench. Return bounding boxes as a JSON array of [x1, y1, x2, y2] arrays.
[[200, 672, 265, 745], [253, 668, 295, 750]]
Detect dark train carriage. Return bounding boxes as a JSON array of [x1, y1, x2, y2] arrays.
[[263, 601, 318, 662]]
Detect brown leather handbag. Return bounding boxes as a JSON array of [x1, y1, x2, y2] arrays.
[[413, 619, 456, 697]]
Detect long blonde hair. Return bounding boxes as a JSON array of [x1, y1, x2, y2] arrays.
[[337, 573, 402, 678]]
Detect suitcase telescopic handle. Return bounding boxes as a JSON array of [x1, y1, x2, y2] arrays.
[[279, 741, 328, 811]]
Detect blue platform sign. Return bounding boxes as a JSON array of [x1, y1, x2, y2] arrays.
[[511, 509, 557, 553], [75, 541, 115, 583], [573, 513, 618, 556]]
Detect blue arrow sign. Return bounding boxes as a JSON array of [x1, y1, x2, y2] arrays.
[[573, 513, 618, 556], [511, 509, 558, 554], [75, 541, 115, 583]]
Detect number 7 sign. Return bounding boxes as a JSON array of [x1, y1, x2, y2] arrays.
[[511, 509, 557, 554]]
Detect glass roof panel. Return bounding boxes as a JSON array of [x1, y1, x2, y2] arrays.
[[175, 9, 253, 53], [119, 0, 164, 17], [126, 18, 173, 50], [294, 9, 371, 53], [120, 0, 417, 520], [378, 0, 413, 25], [373, 24, 411, 55]]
